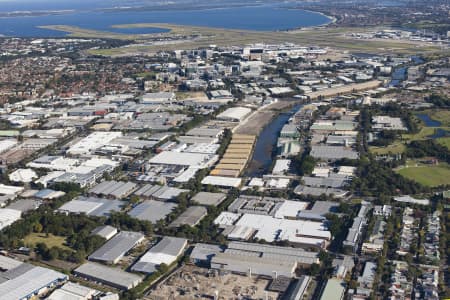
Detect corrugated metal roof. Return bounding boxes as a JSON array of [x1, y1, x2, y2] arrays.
[[88, 231, 144, 263]]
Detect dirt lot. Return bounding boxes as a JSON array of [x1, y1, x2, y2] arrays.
[[146, 265, 279, 300], [234, 100, 299, 135]]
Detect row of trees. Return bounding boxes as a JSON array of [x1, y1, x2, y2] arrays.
[[0, 210, 106, 263]]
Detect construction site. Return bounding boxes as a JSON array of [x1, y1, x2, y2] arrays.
[[146, 265, 280, 300]]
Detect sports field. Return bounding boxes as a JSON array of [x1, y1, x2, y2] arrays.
[[396, 162, 450, 187]]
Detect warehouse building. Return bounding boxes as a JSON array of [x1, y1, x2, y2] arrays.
[[8, 168, 37, 183], [191, 192, 227, 207], [0, 208, 22, 231], [133, 184, 188, 201], [47, 282, 99, 300], [186, 127, 223, 139], [190, 243, 225, 266], [141, 92, 175, 104], [88, 231, 145, 264], [58, 196, 124, 217], [216, 107, 252, 122], [227, 196, 308, 219], [89, 181, 138, 199], [0, 257, 68, 300], [128, 200, 177, 223], [230, 213, 331, 249], [170, 206, 208, 227], [131, 237, 187, 274], [210, 242, 319, 278], [149, 151, 218, 168], [67, 132, 123, 156], [91, 225, 118, 241], [320, 279, 346, 300], [202, 176, 242, 188], [281, 275, 311, 300], [310, 145, 358, 161], [74, 262, 143, 290]]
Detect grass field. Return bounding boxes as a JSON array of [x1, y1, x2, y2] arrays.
[[437, 137, 450, 150], [24, 233, 71, 251], [396, 162, 450, 187], [370, 142, 406, 155], [402, 126, 437, 141]]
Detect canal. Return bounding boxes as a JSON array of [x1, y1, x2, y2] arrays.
[[244, 104, 302, 177]]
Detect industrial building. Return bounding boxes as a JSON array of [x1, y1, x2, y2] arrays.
[[216, 107, 252, 122], [230, 213, 331, 248], [190, 243, 225, 266], [372, 116, 407, 131], [310, 145, 358, 161], [191, 191, 227, 207], [227, 195, 308, 218], [201, 176, 242, 188], [128, 200, 177, 223], [133, 185, 188, 201], [149, 151, 218, 168], [67, 132, 123, 156], [0, 256, 68, 300], [320, 279, 346, 300], [47, 282, 99, 300], [8, 168, 37, 183], [88, 231, 145, 264], [89, 181, 138, 199], [210, 242, 319, 278], [58, 196, 124, 217], [74, 262, 143, 290], [0, 208, 22, 231], [91, 225, 118, 241], [211, 134, 255, 178], [170, 206, 208, 227], [132, 237, 187, 274], [141, 92, 175, 104]]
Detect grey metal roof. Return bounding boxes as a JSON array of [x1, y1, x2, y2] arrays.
[[0, 256, 23, 272], [282, 275, 311, 300], [211, 252, 296, 278], [89, 181, 137, 199], [228, 242, 319, 259], [309, 201, 339, 214], [7, 199, 41, 213], [88, 231, 144, 263], [0, 266, 68, 300], [128, 200, 177, 223], [169, 206, 207, 227], [150, 236, 187, 257], [131, 261, 157, 274], [191, 192, 227, 207], [190, 243, 224, 262], [302, 176, 347, 188], [131, 237, 187, 274], [59, 196, 124, 217], [74, 262, 143, 290], [294, 186, 348, 198], [91, 225, 117, 239], [310, 145, 358, 160], [186, 127, 223, 138]]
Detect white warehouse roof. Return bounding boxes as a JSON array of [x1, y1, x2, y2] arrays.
[[8, 168, 37, 183], [67, 132, 122, 155], [202, 176, 242, 188], [0, 208, 21, 230], [216, 107, 252, 122], [149, 151, 218, 168]]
